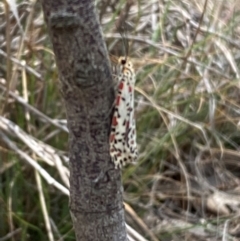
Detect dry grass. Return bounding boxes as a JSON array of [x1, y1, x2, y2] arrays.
[[1, 0, 240, 240]]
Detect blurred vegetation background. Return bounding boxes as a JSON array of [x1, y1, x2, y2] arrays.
[[1, 0, 240, 240]]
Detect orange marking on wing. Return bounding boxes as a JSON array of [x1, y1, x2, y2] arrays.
[[110, 134, 115, 142], [119, 82, 124, 90], [116, 95, 121, 106], [112, 116, 118, 126]]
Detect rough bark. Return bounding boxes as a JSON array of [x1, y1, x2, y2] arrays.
[[40, 1, 127, 240]]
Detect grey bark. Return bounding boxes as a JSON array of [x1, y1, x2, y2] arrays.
[[40, 1, 127, 240]]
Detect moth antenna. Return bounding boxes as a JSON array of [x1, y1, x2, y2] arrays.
[[119, 24, 129, 62]]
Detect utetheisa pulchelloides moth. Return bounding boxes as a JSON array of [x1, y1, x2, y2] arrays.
[[109, 56, 138, 169]]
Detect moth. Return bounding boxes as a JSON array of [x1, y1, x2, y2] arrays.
[[109, 56, 138, 169]]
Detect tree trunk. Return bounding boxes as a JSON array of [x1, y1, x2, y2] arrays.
[[40, 1, 128, 240]]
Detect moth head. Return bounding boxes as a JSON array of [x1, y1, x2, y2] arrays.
[[118, 57, 134, 76]]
